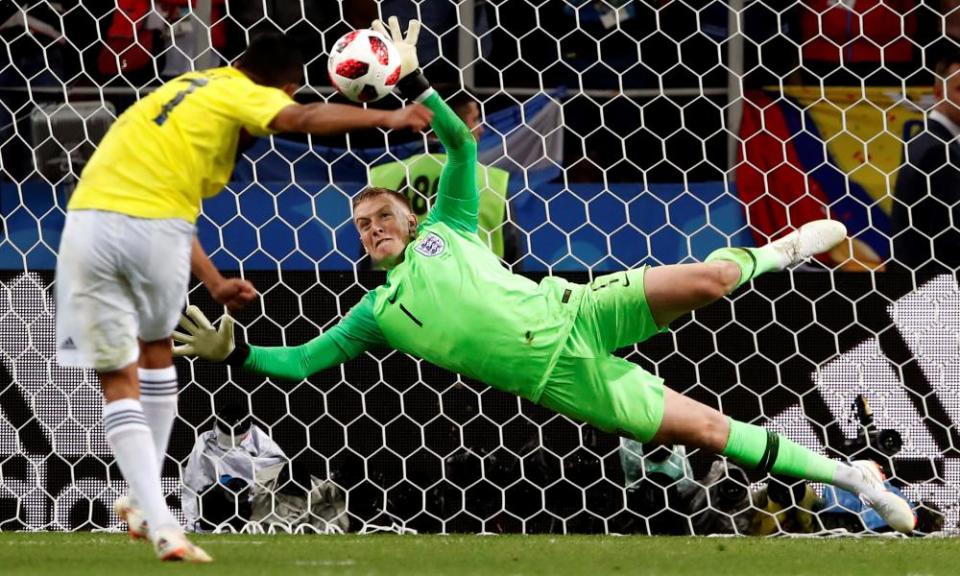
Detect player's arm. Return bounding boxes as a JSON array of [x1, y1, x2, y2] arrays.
[[269, 102, 432, 135], [173, 296, 385, 381], [214, 73, 431, 137], [420, 91, 479, 232], [378, 17, 479, 232], [236, 328, 353, 380], [191, 237, 257, 311]]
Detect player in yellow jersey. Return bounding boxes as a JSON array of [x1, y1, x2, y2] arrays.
[[54, 32, 432, 562]]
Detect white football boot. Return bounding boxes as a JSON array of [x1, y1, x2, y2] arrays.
[[767, 219, 848, 266], [113, 496, 148, 541], [152, 527, 214, 563], [853, 460, 917, 534]]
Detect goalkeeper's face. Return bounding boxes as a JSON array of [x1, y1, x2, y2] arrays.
[[354, 194, 418, 268]]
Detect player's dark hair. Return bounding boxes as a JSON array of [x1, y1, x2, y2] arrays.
[[934, 44, 960, 80], [236, 32, 304, 88], [447, 92, 479, 116], [432, 85, 478, 116], [353, 187, 413, 212]]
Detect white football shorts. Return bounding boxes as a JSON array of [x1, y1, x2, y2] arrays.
[[56, 210, 194, 371]]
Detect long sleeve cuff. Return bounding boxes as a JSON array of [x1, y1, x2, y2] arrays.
[[396, 69, 434, 102], [225, 342, 250, 369]]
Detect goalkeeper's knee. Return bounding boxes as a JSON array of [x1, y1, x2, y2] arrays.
[[705, 247, 759, 291]]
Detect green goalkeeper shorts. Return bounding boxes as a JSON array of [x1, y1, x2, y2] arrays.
[[538, 267, 668, 442]]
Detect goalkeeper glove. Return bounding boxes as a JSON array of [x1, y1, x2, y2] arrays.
[[372, 16, 433, 101], [173, 305, 249, 367]]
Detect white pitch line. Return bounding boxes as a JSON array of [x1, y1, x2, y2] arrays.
[[291, 559, 356, 567]]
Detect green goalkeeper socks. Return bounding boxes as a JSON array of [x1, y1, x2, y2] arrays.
[[705, 247, 783, 290], [721, 418, 837, 484]]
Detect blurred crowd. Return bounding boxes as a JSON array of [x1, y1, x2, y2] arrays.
[[1, 0, 959, 272]]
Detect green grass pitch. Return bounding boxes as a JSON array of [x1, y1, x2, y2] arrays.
[[1, 532, 957, 575]]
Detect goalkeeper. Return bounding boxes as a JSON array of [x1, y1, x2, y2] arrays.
[[175, 18, 916, 534]]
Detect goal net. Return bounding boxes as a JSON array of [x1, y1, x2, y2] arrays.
[[0, 0, 957, 534]]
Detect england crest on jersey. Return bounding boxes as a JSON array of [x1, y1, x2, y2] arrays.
[[415, 232, 446, 257]]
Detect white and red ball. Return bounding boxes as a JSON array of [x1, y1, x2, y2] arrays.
[[327, 29, 402, 103]]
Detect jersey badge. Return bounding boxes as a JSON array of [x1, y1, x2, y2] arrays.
[[414, 232, 446, 257]]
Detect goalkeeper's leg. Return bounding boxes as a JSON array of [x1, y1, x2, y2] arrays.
[[651, 387, 916, 533], [644, 219, 848, 327], [538, 342, 915, 533]]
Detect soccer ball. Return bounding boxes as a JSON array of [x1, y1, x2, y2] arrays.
[[327, 29, 402, 103]]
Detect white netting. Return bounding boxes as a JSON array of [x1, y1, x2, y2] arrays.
[[0, 0, 958, 535]]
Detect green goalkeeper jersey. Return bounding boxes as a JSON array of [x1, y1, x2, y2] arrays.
[[243, 91, 582, 402]]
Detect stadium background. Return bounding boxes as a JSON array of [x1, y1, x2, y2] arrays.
[[0, 0, 958, 533]]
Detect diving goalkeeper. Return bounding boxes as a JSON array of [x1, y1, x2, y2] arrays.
[[174, 19, 915, 534]]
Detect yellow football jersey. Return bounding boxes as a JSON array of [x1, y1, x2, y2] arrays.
[[68, 66, 294, 223]]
